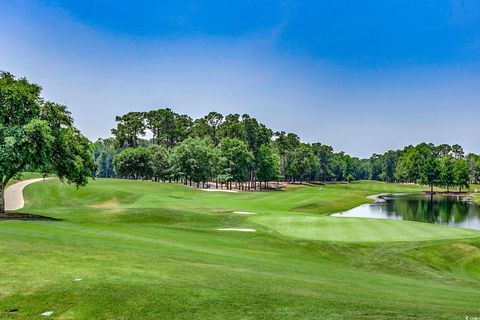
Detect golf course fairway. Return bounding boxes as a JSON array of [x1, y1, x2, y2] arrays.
[[1, 178, 480, 319]]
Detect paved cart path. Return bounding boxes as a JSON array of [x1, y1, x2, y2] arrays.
[[5, 178, 53, 211]]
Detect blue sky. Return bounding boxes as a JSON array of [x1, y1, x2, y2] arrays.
[[1, 0, 479, 157]]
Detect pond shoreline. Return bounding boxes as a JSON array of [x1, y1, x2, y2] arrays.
[[332, 192, 480, 230]]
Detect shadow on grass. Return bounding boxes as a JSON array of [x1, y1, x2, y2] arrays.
[[0, 213, 61, 221]]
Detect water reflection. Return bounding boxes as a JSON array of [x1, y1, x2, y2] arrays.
[[332, 194, 480, 230]]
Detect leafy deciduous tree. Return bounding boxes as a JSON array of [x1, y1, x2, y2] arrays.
[[0, 71, 94, 212]]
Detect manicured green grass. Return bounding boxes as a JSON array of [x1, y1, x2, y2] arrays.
[[1, 179, 480, 319], [6, 172, 50, 187], [252, 215, 478, 242]]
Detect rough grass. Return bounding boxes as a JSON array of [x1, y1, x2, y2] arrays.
[[1, 179, 480, 319]]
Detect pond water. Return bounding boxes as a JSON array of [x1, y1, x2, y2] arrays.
[[332, 194, 480, 230]]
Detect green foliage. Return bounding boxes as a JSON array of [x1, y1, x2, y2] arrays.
[[255, 144, 280, 184], [169, 138, 218, 185], [143, 108, 193, 148], [92, 138, 116, 178], [467, 153, 480, 184], [191, 111, 223, 146], [111, 112, 146, 148], [453, 159, 470, 191], [108, 107, 479, 190], [440, 155, 455, 191], [274, 131, 300, 177], [310, 143, 335, 181], [219, 138, 253, 183], [286, 144, 318, 182], [0, 119, 53, 180], [0, 71, 93, 212], [218, 113, 246, 141], [149, 144, 170, 181], [420, 155, 441, 191], [241, 114, 273, 156], [49, 126, 93, 187], [0, 71, 41, 126], [113, 147, 153, 179]]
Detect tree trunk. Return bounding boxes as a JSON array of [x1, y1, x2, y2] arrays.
[[0, 184, 5, 214]]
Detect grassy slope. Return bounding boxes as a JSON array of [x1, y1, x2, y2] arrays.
[[1, 179, 480, 319]]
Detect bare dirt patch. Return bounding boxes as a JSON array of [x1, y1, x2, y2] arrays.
[[209, 209, 231, 213], [86, 199, 120, 209]]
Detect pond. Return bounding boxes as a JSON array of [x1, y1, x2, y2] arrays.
[[332, 194, 480, 230]]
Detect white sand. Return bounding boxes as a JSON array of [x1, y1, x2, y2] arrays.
[[218, 228, 256, 232], [201, 189, 238, 193], [5, 178, 54, 211], [73, 278, 82, 282], [41, 311, 53, 317], [233, 211, 256, 215]]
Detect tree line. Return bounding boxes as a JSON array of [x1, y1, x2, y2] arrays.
[[367, 143, 478, 192], [93, 108, 480, 192], [3, 70, 477, 213]]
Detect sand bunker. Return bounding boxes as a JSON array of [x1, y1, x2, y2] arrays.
[[218, 228, 256, 232], [233, 211, 257, 215], [41, 311, 53, 317]]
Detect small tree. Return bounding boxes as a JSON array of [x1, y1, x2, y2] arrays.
[[0, 72, 94, 213], [420, 155, 441, 193], [149, 144, 170, 182], [287, 144, 318, 183], [113, 147, 153, 180], [219, 138, 253, 189], [440, 155, 455, 192], [453, 159, 469, 192], [93, 138, 116, 178], [255, 144, 280, 189], [169, 138, 217, 187], [111, 112, 146, 148]]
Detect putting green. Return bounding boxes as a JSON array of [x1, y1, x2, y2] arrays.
[[251, 215, 479, 242]]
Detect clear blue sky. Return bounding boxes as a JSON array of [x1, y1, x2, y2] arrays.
[[1, 0, 479, 158]]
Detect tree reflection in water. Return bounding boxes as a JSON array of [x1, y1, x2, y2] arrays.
[[334, 194, 480, 230]]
